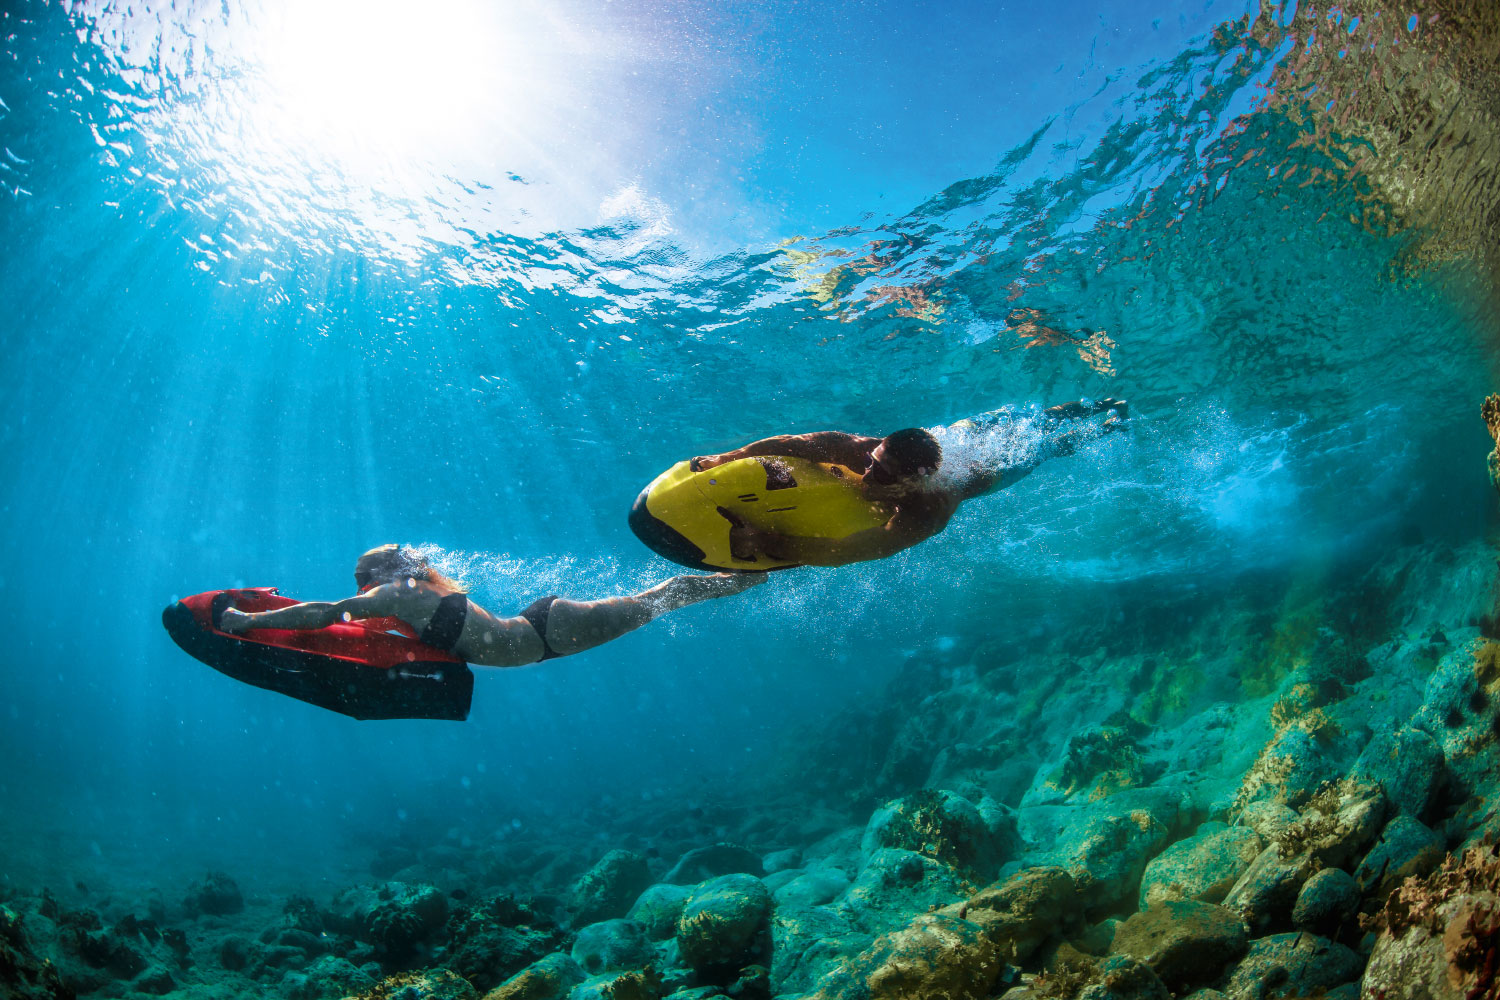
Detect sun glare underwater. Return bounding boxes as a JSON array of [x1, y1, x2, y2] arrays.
[[3, 0, 1500, 998]]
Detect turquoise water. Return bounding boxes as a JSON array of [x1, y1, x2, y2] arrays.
[[1, 0, 1496, 982]]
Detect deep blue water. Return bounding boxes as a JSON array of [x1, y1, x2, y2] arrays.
[[1, 0, 1494, 898]]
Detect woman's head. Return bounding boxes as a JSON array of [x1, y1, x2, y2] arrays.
[[354, 544, 465, 594]]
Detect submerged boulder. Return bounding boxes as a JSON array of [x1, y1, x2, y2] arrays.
[[1221, 847, 1314, 934], [1362, 843, 1500, 1000], [482, 952, 586, 1000], [1059, 809, 1173, 912], [1290, 867, 1361, 936], [279, 954, 376, 1000], [1219, 932, 1362, 1000], [1108, 901, 1248, 994], [675, 874, 772, 974], [1355, 813, 1446, 899], [861, 789, 1017, 881], [329, 882, 448, 960], [771, 903, 867, 996], [938, 865, 1083, 965], [803, 913, 1000, 1000], [570, 919, 653, 977], [838, 849, 966, 936], [626, 884, 691, 941], [1138, 822, 1262, 908], [571, 851, 652, 926], [183, 871, 244, 916], [0, 904, 72, 1000], [1350, 725, 1445, 819], [567, 968, 664, 1000], [662, 845, 764, 885], [444, 895, 567, 994], [345, 969, 478, 1000]]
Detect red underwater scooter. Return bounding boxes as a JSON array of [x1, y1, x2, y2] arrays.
[[162, 588, 474, 721]]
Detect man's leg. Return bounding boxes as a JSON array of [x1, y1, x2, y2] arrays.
[[539, 573, 766, 657]]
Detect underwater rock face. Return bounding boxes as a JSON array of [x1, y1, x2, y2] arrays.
[[183, 870, 243, 916], [1220, 932, 1362, 1000], [569, 919, 653, 976], [1108, 900, 1249, 994], [804, 912, 1000, 1000], [571, 851, 653, 925], [1137, 822, 1263, 908], [674, 874, 772, 974], [481, 951, 585, 1000]]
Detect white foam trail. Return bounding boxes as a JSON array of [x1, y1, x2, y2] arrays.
[[405, 545, 660, 607]]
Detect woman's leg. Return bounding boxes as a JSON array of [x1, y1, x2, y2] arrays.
[[541, 573, 766, 657]]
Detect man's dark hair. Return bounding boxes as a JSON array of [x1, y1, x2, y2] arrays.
[[882, 427, 942, 476]]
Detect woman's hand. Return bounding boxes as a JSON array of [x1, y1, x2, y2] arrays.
[[220, 608, 254, 634], [689, 454, 724, 473]]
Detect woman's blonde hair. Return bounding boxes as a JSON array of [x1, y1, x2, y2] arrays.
[[355, 544, 466, 594]]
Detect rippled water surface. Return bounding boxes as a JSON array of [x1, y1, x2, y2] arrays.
[[1, 0, 1496, 889]]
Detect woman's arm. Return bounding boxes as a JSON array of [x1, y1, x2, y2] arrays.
[[220, 587, 403, 633], [692, 432, 877, 471]]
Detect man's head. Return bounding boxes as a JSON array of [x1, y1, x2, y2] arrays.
[[869, 427, 942, 484]]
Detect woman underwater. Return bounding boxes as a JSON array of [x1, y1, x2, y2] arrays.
[[219, 543, 764, 666]]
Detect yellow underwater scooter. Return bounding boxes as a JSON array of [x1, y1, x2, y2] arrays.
[[628, 455, 893, 571]]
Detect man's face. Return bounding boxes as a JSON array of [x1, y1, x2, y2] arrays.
[[867, 441, 902, 485]]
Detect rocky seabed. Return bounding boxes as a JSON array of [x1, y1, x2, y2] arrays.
[[5, 542, 1500, 1000]]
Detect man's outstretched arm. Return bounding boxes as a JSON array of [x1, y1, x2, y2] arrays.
[[692, 431, 879, 471]]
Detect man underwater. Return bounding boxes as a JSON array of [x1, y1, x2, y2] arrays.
[[686, 398, 1128, 567]]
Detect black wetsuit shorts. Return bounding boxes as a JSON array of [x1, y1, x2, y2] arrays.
[[519, 595, 564, 661]]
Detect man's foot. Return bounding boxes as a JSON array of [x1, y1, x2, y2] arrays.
[[1045, 397, 1129, 421]]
